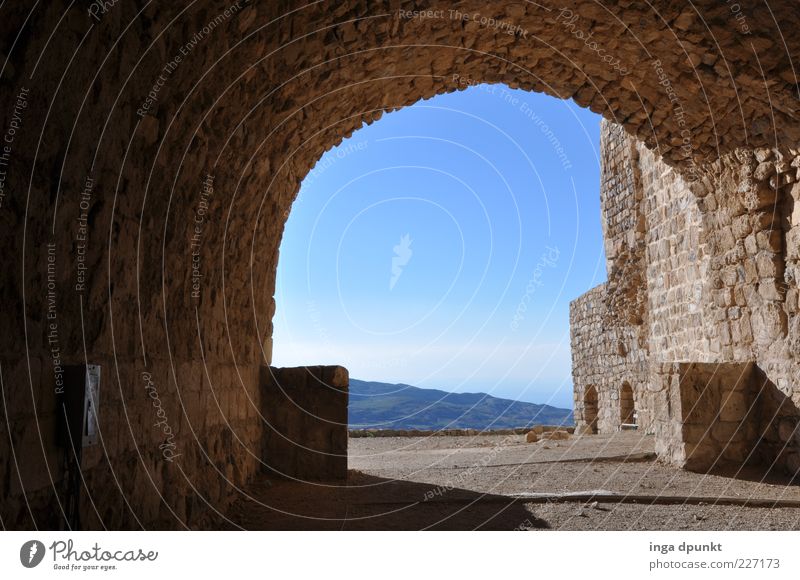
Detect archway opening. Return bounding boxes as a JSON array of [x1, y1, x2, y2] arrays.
[[583, 386, 599, 434]]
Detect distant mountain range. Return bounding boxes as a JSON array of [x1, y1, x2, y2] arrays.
[[349, 379, 573, 431]]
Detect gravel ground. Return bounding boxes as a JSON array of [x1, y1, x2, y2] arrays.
[[523, 501, 800, 531], [226, 433, 800, 530], [350, 432, 800, 502]]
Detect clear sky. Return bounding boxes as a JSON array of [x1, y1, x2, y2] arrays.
[[272, 84, 606, 409]]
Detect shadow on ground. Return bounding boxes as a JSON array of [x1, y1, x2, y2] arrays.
[[706, 464, 800, 487], [225, 471, 548, 530]]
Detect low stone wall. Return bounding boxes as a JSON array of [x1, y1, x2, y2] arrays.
[[751, 366, 800, 476], [261, 366, 349, 481], [652, 363, 758, 469]]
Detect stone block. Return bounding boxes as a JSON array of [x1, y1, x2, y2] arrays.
[[541, 430, 570, 441], [720, 391, 749, 422], [260, 365, 348, 481]]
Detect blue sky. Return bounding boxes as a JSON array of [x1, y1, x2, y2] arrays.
[[272, 84, 606, 409]]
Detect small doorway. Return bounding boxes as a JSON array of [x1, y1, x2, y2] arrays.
[[584, 386, 598, 434]]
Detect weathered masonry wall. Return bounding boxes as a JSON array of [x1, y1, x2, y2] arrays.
[[600, 122, 648, 330], [571, 122, 800, 477], [3, 359, 266, 529], [639, 143, 711, 362], [570, 286, 649, 435], [3, 362, 348, 529], [571, 121, 650, 436]]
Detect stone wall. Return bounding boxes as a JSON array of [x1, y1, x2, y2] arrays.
[[2, 0, 800, 529], [571, 121, 650, 436], [650, 363, 800, 475], [3, 358, 265, 529], [570, 285, 649, 435], [652, 362, 759, 470], [640, 143, 712, 362], [600, 121, 648, 328], [571, 123, 800, 478]]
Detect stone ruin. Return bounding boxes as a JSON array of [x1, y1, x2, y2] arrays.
[[1, 0, 799, 528], [570, 122, 800, 476]]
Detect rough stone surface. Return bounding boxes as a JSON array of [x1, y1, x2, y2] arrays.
[[571, 121, 800, 477], [540, 430, 571, 441]]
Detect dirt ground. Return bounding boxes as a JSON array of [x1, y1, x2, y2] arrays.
[[226, 432, 800, 530]]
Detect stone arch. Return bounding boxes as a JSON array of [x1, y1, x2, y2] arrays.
[[3, 0, 800, 528]]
